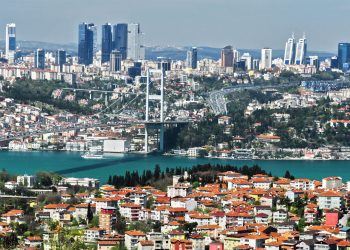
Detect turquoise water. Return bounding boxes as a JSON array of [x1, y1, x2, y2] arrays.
[[0, 151, 349, 183]]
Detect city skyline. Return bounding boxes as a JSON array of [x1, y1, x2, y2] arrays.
[[0, 0, 350, 52]]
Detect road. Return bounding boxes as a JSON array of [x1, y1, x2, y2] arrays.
[[0, 120, 190, 142], [207, 83, 300, 115]]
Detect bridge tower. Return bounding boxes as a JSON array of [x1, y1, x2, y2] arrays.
[[144, 69, 165, 153]]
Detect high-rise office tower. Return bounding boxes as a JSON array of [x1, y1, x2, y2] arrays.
[[338, 43, 350, 70], [241, 53, 253, 70], [295, 35, 307, 65], [186, 47, 197, 69], [284, 34, 296, 65], [252, 59, 260, 70], [5, 23, 16, 59], [221, 46, 234, 68], [157, 57, 171, 72], [233, 49, 240, 63], [89, 24, 98, 56], [261, 48, 272, 70], [127, 23, 144, 60], [78, 23, 95, 65], [307, 55, 319, 69], [110, 50, 122, 72], [113, 24, 128, 60], [55, 49, 66, 72], [34, 49, 45, 69], [101, 23, 113, 63]]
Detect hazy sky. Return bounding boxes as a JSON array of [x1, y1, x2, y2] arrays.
[[0, 0, 349, 52]]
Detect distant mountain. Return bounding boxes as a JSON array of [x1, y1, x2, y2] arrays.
[[0, 40, 77, 54], [145, 46, 336, 61], [0, 41, 336, 61]]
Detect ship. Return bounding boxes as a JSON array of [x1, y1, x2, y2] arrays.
[[81, 152, 104, 159]]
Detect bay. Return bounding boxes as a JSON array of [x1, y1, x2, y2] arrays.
[[0, 151, 349, 183]]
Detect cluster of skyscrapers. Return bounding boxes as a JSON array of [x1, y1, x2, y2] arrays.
[[219, 45, 272, 71], [283, 34, 307, 65], [78, 22, 144, 67], [4, 22, 350, 74]]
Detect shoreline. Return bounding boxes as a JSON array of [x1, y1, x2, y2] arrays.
[[2, 148, 350, 161]]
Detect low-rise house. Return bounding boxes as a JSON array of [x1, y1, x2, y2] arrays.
[[125, 231, 146, 250], [322, 176, 343, 190], [120, 203, 142, 221], [240, 234, 269, 248], [318, 191, 344, 210], [1, 209, 24, 224], [137, 240, 154, 250], [24, 236, 42, 248], [272, 209, 288, 223], [84, 228, 106, 242], [167, 183, 193, 198]]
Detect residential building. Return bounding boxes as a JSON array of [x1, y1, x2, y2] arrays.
[[99, 207, 117, 233]]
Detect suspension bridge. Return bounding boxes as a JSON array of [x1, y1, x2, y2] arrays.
[[3, 69, 190, 152]]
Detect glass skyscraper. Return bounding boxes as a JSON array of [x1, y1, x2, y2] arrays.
[[101, 23, 113, 64], [34, 49, 45, 69], [186, 47, 198, 69], [283, 35, 296, 65], [78, 22, 95, 65], [5, 23, 16, 58], [338, 43, 350, 70], [55, 49, 66, 72], [221, 46, 234, 68], [127, 23, 144, 60], [295, 35, 307, 65], [113, 24, 128, 60]]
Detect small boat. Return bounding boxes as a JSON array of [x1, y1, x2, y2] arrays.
[[81, 152, 104, 159]]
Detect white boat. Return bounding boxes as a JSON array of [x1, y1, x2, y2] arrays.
[[81, 152, 104, 159]]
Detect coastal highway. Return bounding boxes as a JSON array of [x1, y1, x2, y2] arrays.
[[207, 83, 300, 115]]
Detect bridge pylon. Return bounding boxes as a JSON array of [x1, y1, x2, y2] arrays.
[[144, 69, 165, 153]]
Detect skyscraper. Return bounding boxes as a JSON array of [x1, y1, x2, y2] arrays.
[[101, 23, 113, 63], [284, 34, 296, 65], [221, 46, 234, 68], [34, 49, 45, 69], [5, 23, 16, 59], [113, 24, 128, 60], [261, 48, 272, 70], [307, 55, 319, 69], [110, 50, 122, 72], [186, 47, 197, 69], [233, 49, 240, 63], [127, 23, 144, 60], [55, 49, 66, 72], [89, 24, 98, 56], [295, 35, 307, 65], [241, 53, 253, 70], [78, 23, 95, 65], [338, 43, 350, 70]]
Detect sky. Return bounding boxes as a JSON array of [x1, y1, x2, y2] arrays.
[[0, 0, 349, 52]]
